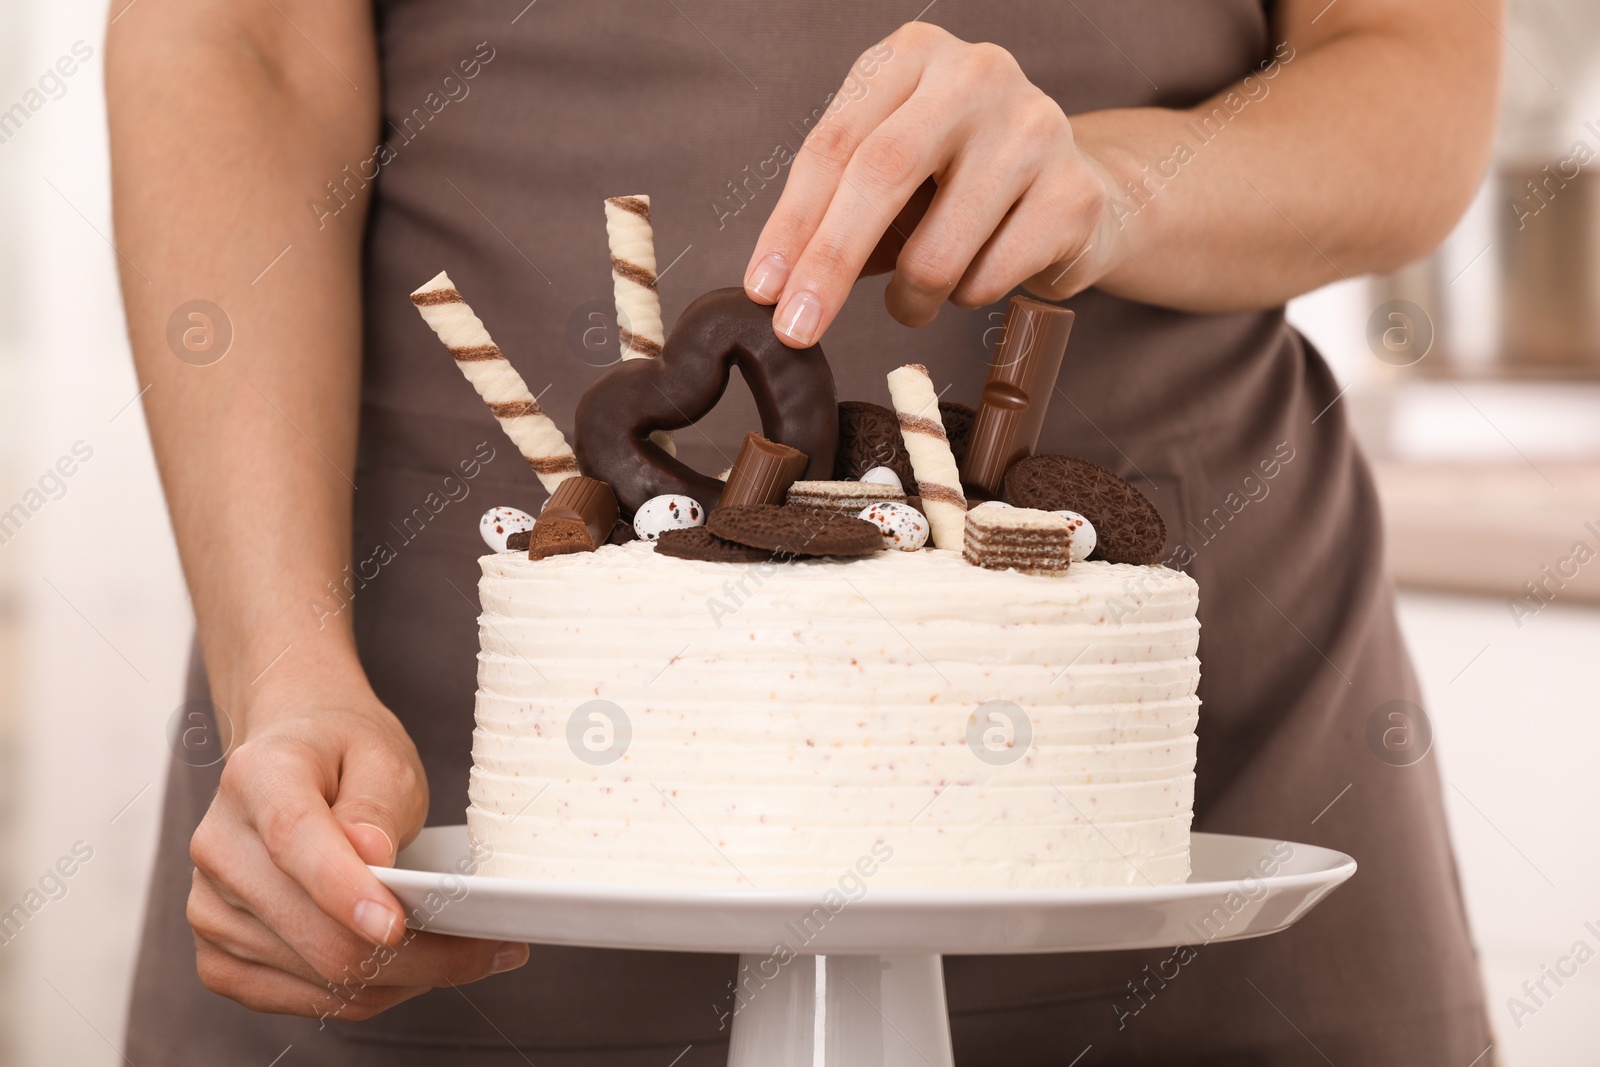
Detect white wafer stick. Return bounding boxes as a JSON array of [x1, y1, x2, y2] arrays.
[[886, 364, 966, 551], [604, 194, 676, 456], [410, 270, 580, 493], [603, 195, 665, 361]]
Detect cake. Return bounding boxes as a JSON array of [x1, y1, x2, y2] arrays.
[[466, 541, 1200, 889], [410, 232, 1201, 893]]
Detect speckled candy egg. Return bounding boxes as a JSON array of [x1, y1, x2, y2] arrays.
[[859, 466, 904, 493], [973, 499, 1014, 509], [479, 506, 536, 552], [858, 501, 928, 551], [633, 494, 706, 541], [1055, 509, 1097, 561]]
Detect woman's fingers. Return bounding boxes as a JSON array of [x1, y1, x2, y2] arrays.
[[743, 30, 931, 305], [193, 937, 431, 1021], [881, 131, 1046, 327], [190, 850, 527, 1000], [770, 95, 960, 347], [218, 734, 409, 949]]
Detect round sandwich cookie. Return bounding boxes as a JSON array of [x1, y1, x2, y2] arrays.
[[1003, 453, 1166, 565], [707, 504, 885, 558], [939, 400, 977, 467], [653, 525, 773, 563], [834, 401, 914, 485]]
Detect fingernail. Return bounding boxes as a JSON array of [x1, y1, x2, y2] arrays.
[[354, 899, 399, 945], [354, 822, 396, 864], [775, 290, 822, 346], [489, 941, 529, 974], [746, 254, 789, 302]]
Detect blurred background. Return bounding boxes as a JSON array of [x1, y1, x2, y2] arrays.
[[2, 1, 1599, 1064]]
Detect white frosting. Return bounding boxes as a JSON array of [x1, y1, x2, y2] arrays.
[[468, 541, 1200, 889]]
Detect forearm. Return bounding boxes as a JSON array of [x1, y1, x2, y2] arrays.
[[1073, 0, 1501, 311], [108, 0, 380, 722]]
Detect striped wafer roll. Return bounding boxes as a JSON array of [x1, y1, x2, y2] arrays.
[[604, 194, 676, 455], [886, 364, 966, 551], [410, 270, 580, 493]]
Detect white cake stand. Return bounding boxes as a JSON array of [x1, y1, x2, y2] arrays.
[[373, 827, 1353, 1067]]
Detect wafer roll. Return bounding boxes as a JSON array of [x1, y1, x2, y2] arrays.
[[604, 194, 676, 455], [886, 364, 966, 551], [410, 270, 580, 493]]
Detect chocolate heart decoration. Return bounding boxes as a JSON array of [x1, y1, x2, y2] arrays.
[[574, 288, 838, 516]]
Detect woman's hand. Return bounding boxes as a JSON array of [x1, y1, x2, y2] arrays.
[[187, 682, 527, 1020], [744, 22, 1121, 348]]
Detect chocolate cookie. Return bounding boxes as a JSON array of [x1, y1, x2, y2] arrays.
[[654, 526, 773, 563], [940, 400, 977, 467], [707, 505, 884, 558], [1002, 454, 1167, 565], [834, 401, 913, 484]]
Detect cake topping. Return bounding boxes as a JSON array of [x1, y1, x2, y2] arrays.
[[834, 400, 913, 485], [604, 195, 678, 458], [958, 295, 1075, 496], [506, 529, 534, 552], [480, 506, 536, 553], [859, 465, 904, 492], [574, 288, 837, 515], [409, 271, 582, 492], [653, 525, 775, 563], [707, 504, 885, 558], [786, 479, 906, 517], [1003, 453, 1166, 564], [940, 400, 978, 468], [885, 364, 967, 551], [962, 506, 1074, 575], [1055, 509, 1097, 562], [529, 476, 620, 559], [720, 431, 810, 508], [857, 501, 928, 551], [632, 494, 705, 541]]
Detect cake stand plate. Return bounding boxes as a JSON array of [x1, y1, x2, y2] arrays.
[[373, 827, 1353, 1067]]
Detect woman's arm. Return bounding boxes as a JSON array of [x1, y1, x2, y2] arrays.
[[109, 0, 522, 1019], [744, 0, 1502, 345]]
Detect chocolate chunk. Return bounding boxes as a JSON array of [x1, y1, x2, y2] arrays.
[[529, 517, 595, 560], [1002, 454, 1167, 565], [720, 431, 810, 508], [940, 400, 977, 467], [528, 476, 619, 559], [606, 519, 638, 545], [834, 401, 914, 485], [573, 288, 838, 515], [959, 296, 1075, 495], [708, 504, 885, 558], [506, 529, 533, 552], [654, 526, 774, 563]]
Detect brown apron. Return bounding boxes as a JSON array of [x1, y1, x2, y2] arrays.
[[126, 2, 1492, 1063]]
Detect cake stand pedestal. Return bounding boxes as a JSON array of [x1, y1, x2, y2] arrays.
[[373, 828, 1354, 1067]]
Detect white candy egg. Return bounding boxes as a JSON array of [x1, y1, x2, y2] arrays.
[[479, 506, 536, 552], [858, 501, 928, 551], [633, 494, 706, 541], [973, 499, 1014, 509], [859, 466, 904, 492], [1055, 510, 1097, 561]]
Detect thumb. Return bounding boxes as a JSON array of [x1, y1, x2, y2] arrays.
[[329, 739, 428, 871]]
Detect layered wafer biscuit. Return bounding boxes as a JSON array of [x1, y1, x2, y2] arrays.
[[886, 364, 966, 551], [786, 479, 905, 517], [962, 506, 1074, 575], [410, 270, 580, 493], [604, 195, 676, 455]]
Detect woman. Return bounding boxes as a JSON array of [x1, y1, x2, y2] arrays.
[[108, 1, 1499, 1063]]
